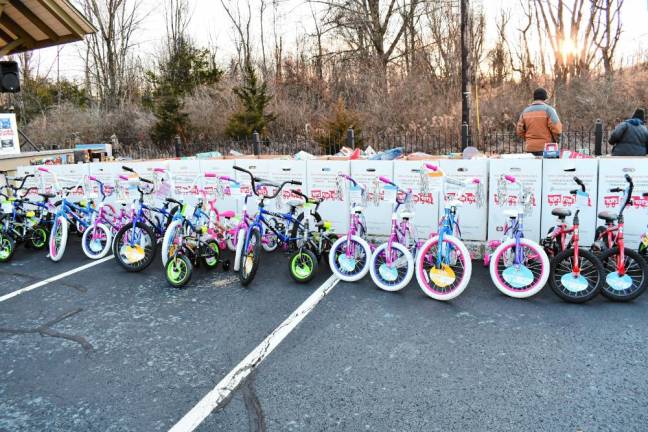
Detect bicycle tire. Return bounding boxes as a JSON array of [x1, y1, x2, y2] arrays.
[[549, 248, 603, 303]]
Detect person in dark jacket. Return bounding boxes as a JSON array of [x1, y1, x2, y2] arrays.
[[609, 108, 648, 156]]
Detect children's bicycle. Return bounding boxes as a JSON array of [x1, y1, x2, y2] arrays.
[[591, 174, 648, 301], [368, 176, 416, 292], [232, 165, 302, 286], [542, 173, 603, 303], [328, 174, 373, 282], [415, 164, 479, 301], [488, 175, 550, 298]]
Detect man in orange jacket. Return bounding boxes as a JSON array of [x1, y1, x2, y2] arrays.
[[516, 88, 563, 155]]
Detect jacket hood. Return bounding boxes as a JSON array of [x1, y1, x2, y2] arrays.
[[626, 118, 644, 126]]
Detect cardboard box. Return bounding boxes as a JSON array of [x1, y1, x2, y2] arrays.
[[541, 159, 599, 246], [233, 159, 270, 215], [597, 158, 648, 248], [306, 160, 350, 233], [349, 160, 394, 236], [488, 158, 542, 242], [439, 159, 489, 241], [199, 159, 237, 214], [264, 160, 308, 212], [392, 160, 442, 239]]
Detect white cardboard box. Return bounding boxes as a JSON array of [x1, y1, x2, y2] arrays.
[[439, 159, 489, 241], [392, 160, 442, 240], [488, 158, 543, 242], [306, 160, 350, 233], [199, 159, 237, 214], [40, 164, 90, 203], [264, 159, 308, 212], [597, 158, 648, 248], [233, 159, 270, 215], [541, 159, 599, 246], [350, 160, 394, 236]]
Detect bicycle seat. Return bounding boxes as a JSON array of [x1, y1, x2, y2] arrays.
[[38, 193, 56, 199], [285, 198, 304, 208], [597, 211, 618, 223], [221, 210, 235, 218], [551, 208, 572, 219], [307, 197, 322, 205], [400, 211, 415, 219], [352, 205, 364, 214], [447, 200, 462, 208], [165, 198, 182, 205], [503, 209, 519, 219]]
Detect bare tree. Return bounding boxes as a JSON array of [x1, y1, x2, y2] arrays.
[[82, 0, 145, 109], [591, 0, 624, 77], [220, 0, 253, 70]]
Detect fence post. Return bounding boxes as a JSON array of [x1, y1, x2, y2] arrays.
[[461, 122, 469, 150], [174, 135, 181, 158], [252, 131, 260, 156], [346, 127, 355, 149], [594, 119, 603, 156]]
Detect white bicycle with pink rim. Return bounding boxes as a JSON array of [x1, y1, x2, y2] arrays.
[[487, 174, 550, 298]]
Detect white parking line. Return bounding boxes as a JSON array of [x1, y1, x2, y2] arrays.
[[169, 274, 340, 432], [0, 256, 115, 303]]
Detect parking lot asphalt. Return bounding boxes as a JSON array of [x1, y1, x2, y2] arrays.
[[1, 238, 648, 432]]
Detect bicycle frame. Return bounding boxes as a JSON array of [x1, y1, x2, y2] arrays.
[[595, 175, 633, 275]]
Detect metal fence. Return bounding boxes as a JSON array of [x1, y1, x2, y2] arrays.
[[117, 122, 611, 159]]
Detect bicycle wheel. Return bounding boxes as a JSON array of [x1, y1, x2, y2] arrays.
[[203, 239, 220, 268], [289, 248, 318, 283], [549, 248, 603, 303], [114, 222, 156, 272], [49, 216, 68, 262], [415, 234, 472, 301], [599, 247, 648, 302], [0, 233, 15, 262], [489, 238, 550, 299], [28, 225, 48, 250], [239, 228, 262, 286], [81, 223, 112, 259], [369, 242, 414, 292], [166, 254, 192, 288], [161, 220, 183, 267], [328, 235, 371, 282]]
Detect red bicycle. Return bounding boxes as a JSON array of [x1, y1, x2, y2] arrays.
[[592, 174, 648, 301], [543, 175, 603, 303]]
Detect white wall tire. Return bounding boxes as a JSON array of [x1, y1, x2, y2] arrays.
[[161, 220, 182, 267], [489, 237, 550, 299], [233, 228, 246, 272], [328, 235, 371, 282], [81, 223, 112, 259], [369, 242, 414, 292], [414, 235, 472, 301], [49, 216, 68, 262]]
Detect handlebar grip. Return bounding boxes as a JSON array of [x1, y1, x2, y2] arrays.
[[204, 172, 217, 178], [472, 178, 481, 184], [610, 187, 623, 193], [118, 175, 129, 181], [424, 163, 439, 171], [89, 175, 98, 181], [233, 166, 248, 173], [140, 178, 153, 184], [122, 166, 134, 173], [153, 168, 166, 173], [219, 175, 233, 182], [378, 176, 393, 185], [291, 180, 302, 186], [573, 176, 584, 186], [643, 192, 648, 198], [504, 175, 516, 183], [625, 173, 633, 183], [37, 167, 49, 173], [569, 189, 579, 195]]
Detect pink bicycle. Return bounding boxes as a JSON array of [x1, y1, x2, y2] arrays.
[[328, 174, 372, 282]]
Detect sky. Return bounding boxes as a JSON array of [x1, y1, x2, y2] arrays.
[[23, 0, 648, 81]]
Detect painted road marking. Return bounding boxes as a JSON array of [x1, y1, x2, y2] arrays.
[[169, 274, 340, 432], [0, 256, 115, 303]]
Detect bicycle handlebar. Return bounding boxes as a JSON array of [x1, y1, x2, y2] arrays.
[[233, 165, 301, 199], [424, 163, 439, 172], [122, 166, 135, 173], [504, 175, 516, 183]]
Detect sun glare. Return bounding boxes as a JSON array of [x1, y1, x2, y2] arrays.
[[559, 37, 579, 60]]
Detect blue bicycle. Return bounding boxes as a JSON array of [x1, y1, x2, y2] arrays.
[[112, 166, 179, 272], [414, 163, 480, 301], [232, 166, 302, 286]]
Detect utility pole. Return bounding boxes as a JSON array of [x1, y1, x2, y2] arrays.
[[460, 0, 470, 149]]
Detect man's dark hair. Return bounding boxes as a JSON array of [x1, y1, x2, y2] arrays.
[[533, 88, 548, 101]]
